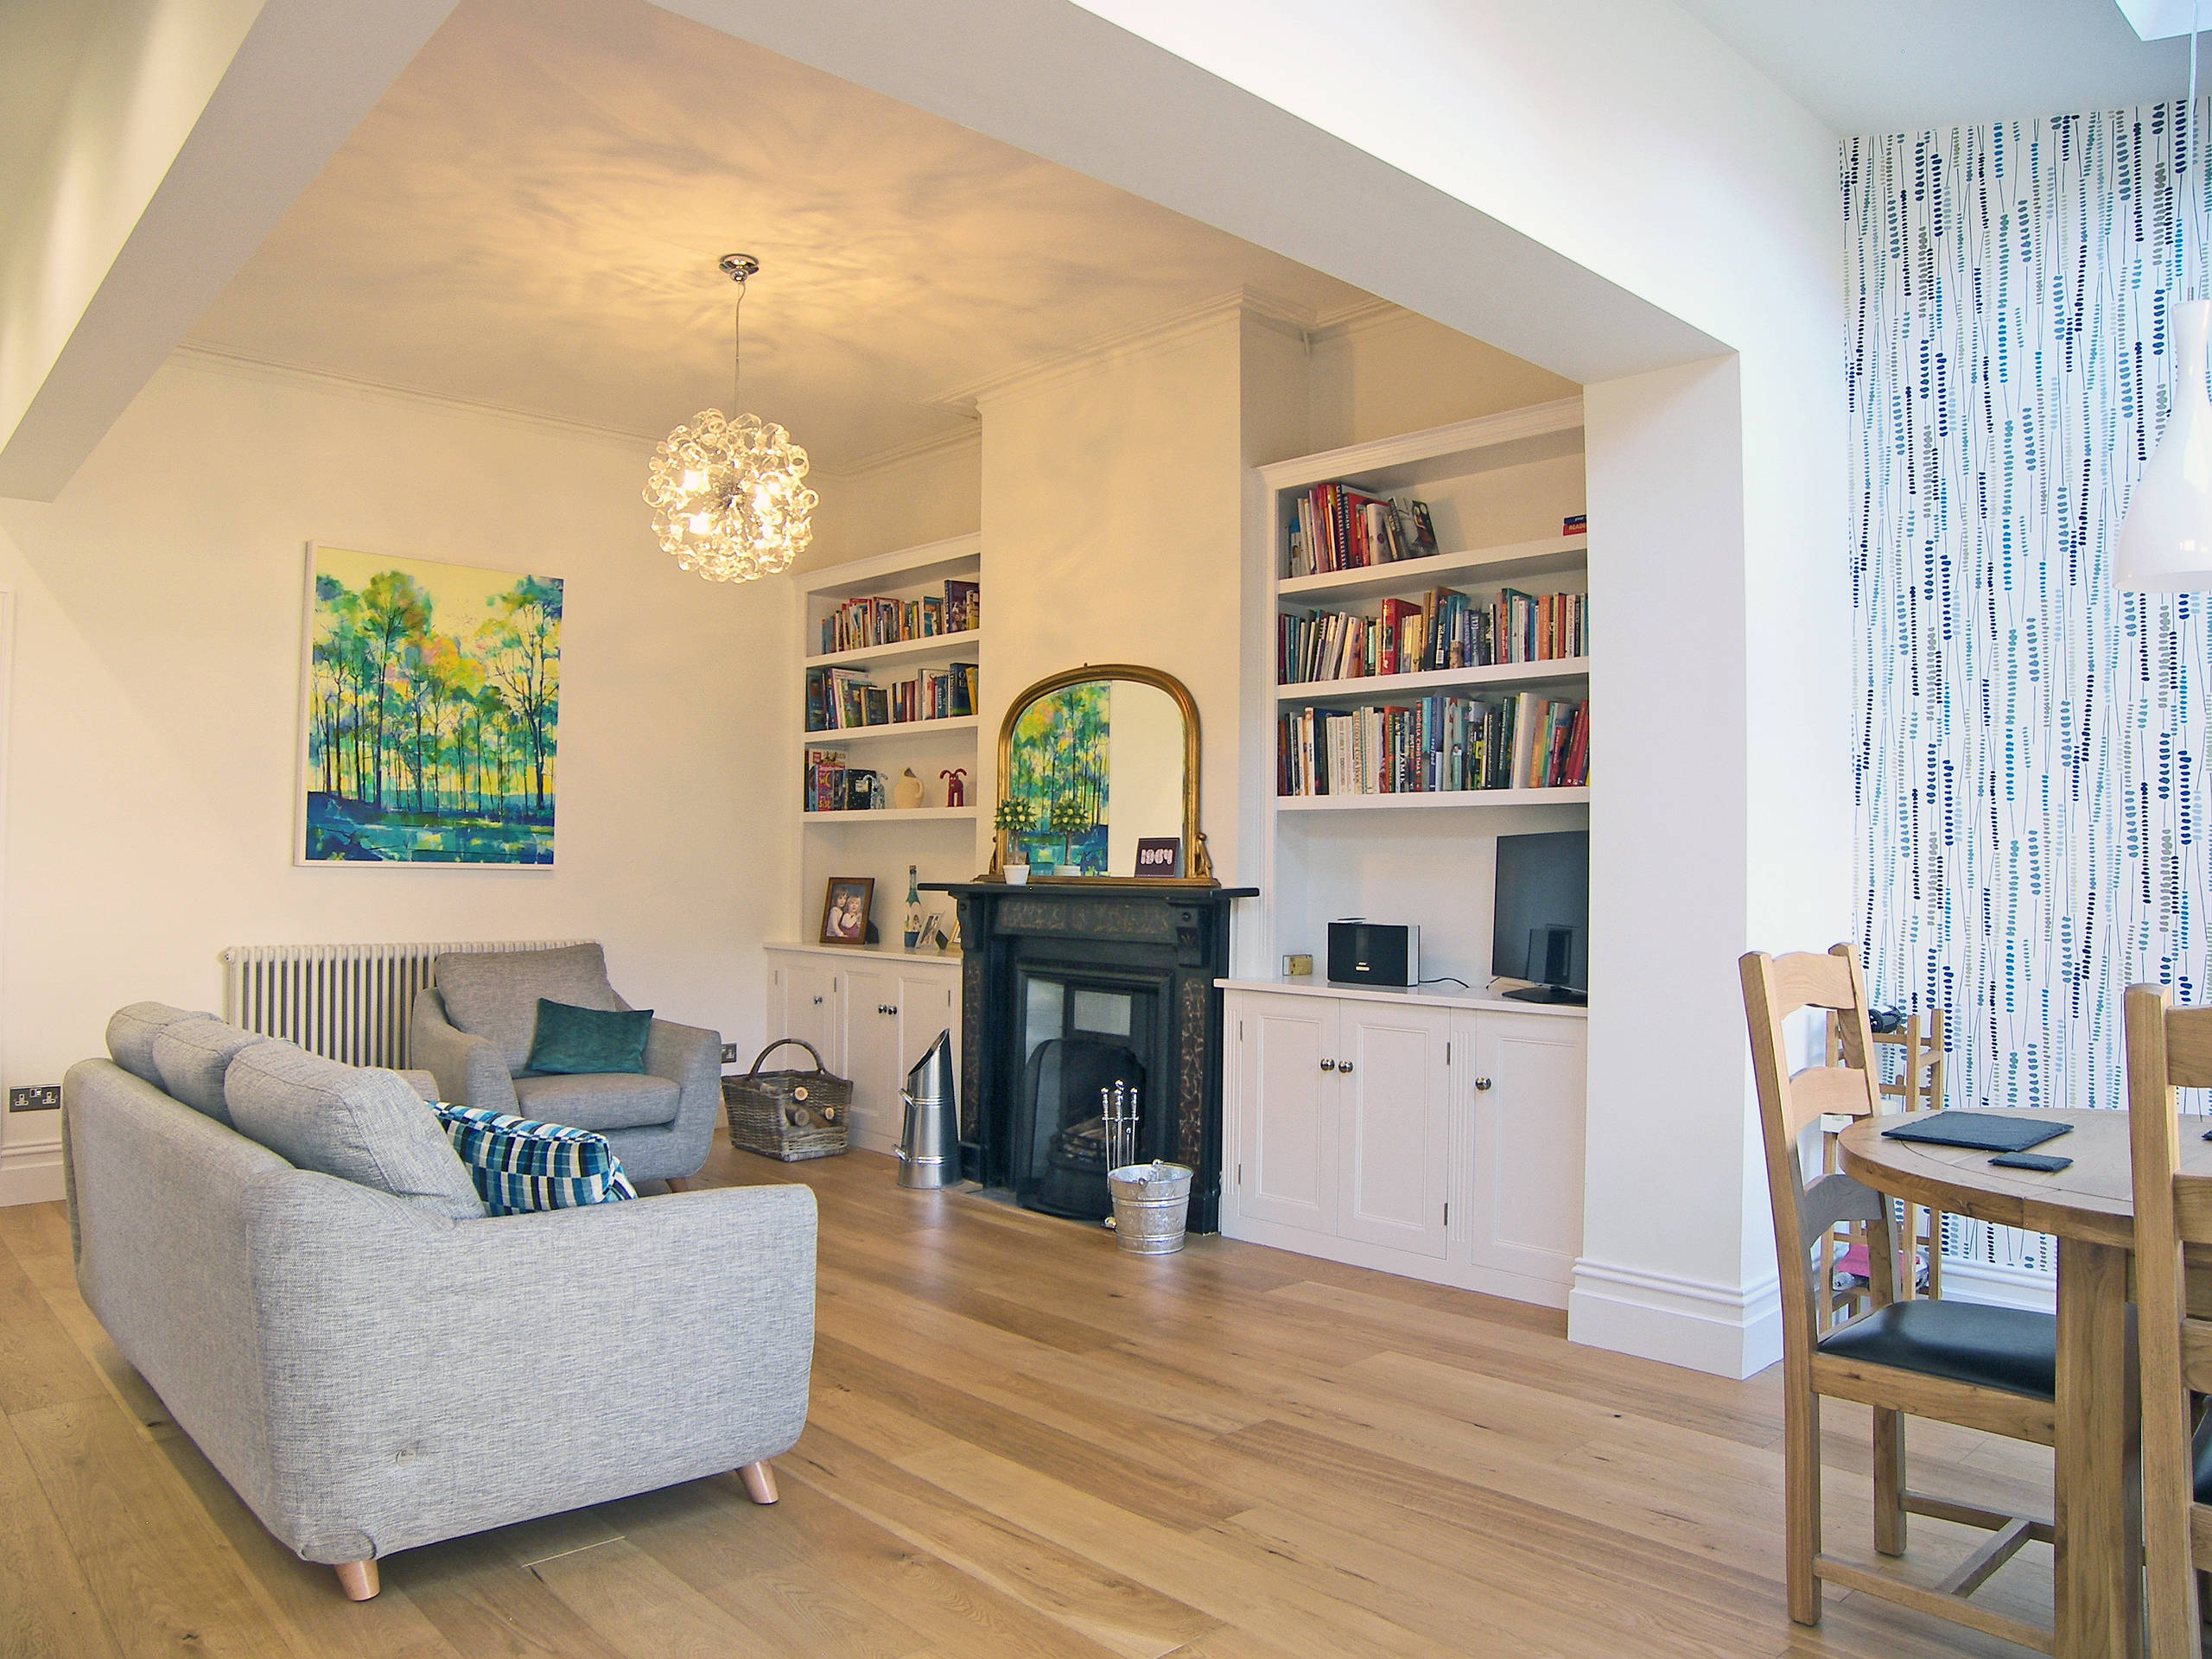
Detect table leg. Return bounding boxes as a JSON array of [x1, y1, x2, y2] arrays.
[[2054, 1236, 2142, 1659]]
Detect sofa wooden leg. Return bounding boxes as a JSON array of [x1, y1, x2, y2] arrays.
[[334, 1560, 380, 1601], [665, 1176, 689, 1193], [738, 1460, 779, 1504]]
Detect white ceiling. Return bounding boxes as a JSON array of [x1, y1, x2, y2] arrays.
[[181, 0, 1378, 471], [1675, 0, 2195, 135]]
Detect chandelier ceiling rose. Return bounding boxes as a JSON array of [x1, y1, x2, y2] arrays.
[[643, 252, 816, 585]]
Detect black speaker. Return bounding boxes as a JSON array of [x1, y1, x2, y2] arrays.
[[1326, 920, 1419, 988]]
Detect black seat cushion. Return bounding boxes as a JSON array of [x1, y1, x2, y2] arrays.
[[1818, 1299, 2056, 1402]]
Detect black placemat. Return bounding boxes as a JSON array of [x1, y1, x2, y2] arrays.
[[1878, 1110, 2073, 1154]]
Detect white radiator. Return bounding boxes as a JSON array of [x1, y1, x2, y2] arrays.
[[220, 939, 592, 1069]]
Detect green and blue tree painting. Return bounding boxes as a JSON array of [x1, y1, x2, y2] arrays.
[[302, 547, 561, 864], [1007, 682, 1108, 874]]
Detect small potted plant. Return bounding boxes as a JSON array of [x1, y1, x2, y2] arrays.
[[1048, 791, 1091, 874], [994, 797, 1035, 884]]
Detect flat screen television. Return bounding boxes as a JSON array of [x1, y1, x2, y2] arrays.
[[1492, 830, 1588, 1005]]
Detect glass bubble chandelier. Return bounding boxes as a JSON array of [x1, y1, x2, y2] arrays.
[[644, 253, 817, 583]]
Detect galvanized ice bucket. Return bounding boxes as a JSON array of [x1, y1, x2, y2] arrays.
[[1107, 1160, 1192, 1255]]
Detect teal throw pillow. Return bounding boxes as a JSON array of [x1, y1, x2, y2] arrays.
[[527, 998, 653, 1075]]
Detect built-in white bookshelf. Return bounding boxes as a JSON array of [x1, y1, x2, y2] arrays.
[[1252, 399, 1591, 988], [786, 534, 984, 950]]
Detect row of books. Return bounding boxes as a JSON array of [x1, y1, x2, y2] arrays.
[[1278, 693, 1589, 797], [804, 750, 866, 813], [1278, 588, 1588, 684], [817, 579, 980, 656], [806, 663, 977, 731], [1285, 484, 1438, 577]]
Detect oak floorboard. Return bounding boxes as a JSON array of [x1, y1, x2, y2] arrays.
[[13, 1245, 175, 1438], [787, 1422, 1221, 1659], [0, 1196, 73, 1262], [0, 1410, 124, 1659], [7, 1141, 2071, 1658], [389, 1531, 632, 1659], [156, 1427, 467, 1659], [10, 1395, 301, 1659], [0, 1242, 110, 1415]]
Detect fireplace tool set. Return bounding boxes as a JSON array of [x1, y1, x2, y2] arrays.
[[1102, 1079, 1141, 1175]]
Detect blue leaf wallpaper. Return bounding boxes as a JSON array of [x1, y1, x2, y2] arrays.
[[1846, 106, 2212, 1271]]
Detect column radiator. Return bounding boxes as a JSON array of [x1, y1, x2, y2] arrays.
[[219, 939, 592, 1069]]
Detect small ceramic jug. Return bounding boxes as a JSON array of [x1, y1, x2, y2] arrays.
[[893, 767, 925, 810]]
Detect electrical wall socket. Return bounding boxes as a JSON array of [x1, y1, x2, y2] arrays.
[[9, 1084, 60, 1111], [720, 1043, 739, 1065]]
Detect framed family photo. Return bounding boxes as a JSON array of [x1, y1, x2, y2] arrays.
[[818, 876, 875, 946]]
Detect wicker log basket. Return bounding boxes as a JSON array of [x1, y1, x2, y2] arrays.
[[721, 1039, 851, 1161]]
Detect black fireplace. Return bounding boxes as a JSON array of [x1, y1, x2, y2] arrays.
[[925, 881, 1254, 1233]]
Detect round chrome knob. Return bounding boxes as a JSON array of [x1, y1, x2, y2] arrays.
[[1474, 1077, 1493, 1091], [1339, 1061, 1355, 1075], [1319, 1058, 1336, 1071]]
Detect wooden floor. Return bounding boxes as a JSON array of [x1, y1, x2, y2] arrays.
[[0, 1137, 2063, 1659]]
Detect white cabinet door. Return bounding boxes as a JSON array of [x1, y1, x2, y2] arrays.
[[768, 958, 842, 1072], [1235, 995, 1339, 1234], [894, 972, 959, 1080], [1335, 1004, 1452, 1259], [842, 966, 903, 1143], [1467, 1014, 1587, 1287]]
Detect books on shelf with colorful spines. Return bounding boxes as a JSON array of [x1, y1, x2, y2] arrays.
[[804, 748, 849, 812], [806, 663, 977, 732], [1278, 693, 1588, 798], [820, 579, 981, 655], [1278, 587, 1588, 684], [1285, 484, 1437, 578]]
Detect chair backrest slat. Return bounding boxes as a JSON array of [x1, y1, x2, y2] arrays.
[[1742, 944, 1897, 1361], [2126, 981, 2209, 1653], [2164, 1006, 2212, 1090], [1785, 1064, 1879, 1139], [1797, 1170, 1889, 1251]]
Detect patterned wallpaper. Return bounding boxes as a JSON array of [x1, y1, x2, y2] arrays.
[[1846, 106, 2212, 1268]]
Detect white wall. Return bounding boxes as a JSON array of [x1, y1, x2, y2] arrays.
[[977, 308, 1252, 879], [1307, 308, 1577, 453], [0, 352, 788, 1194], [803, 431, 982, 570]]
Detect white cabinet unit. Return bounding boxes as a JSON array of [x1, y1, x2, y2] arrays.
[[764, 945, 959, 1155], [842, 964, 961, 1148], [1467, 1012, 1588, 1287], [1222, 980, 1585, 1307], [1336, 1004, 1452, 1259], [1235, 995, 1338, 1235]]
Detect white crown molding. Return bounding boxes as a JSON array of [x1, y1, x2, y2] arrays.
[[814, 421, 982, 484], [167, 346, 668, 453], [933, 287, 1319, 414], [1306, 297, 1405, 341]]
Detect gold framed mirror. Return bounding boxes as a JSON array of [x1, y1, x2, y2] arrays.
[[989, 664, 1215, 886]]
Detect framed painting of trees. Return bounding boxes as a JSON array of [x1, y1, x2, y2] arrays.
[[297, 544, 562, 866]]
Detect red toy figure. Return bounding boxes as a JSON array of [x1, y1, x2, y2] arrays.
[[941, 768, 967, 808]]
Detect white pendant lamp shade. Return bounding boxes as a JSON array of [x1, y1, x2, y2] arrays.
[[2119, 304, 2212, 589]]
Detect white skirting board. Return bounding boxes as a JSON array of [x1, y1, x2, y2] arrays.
[[0, 1136, 64, 1206], [1928, 1257, 2056, 1313], [1567, 1256, 1784, 1381]]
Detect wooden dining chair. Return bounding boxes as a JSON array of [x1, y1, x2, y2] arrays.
[[2126, 981, 2212, 1658], [1742, 945, 2058, 1649]]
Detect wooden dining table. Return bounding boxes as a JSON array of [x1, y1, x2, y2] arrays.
[[1840, 1106, 2208, 1659]]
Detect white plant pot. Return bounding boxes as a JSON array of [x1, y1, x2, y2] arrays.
[[1004, 864, 1030, 886]]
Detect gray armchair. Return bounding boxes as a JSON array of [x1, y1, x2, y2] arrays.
[[410, 944, 721, 1182]]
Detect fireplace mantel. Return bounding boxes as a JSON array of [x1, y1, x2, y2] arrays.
[[925, 881, 1256, 1233]]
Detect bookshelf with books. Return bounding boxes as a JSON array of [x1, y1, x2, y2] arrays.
[[1250, 398, 1592, 986], [787, 535, 984, 958]]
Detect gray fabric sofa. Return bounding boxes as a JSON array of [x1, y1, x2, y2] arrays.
[[64, 1002, 815, 1601], [410, 944, 720, 1182]]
